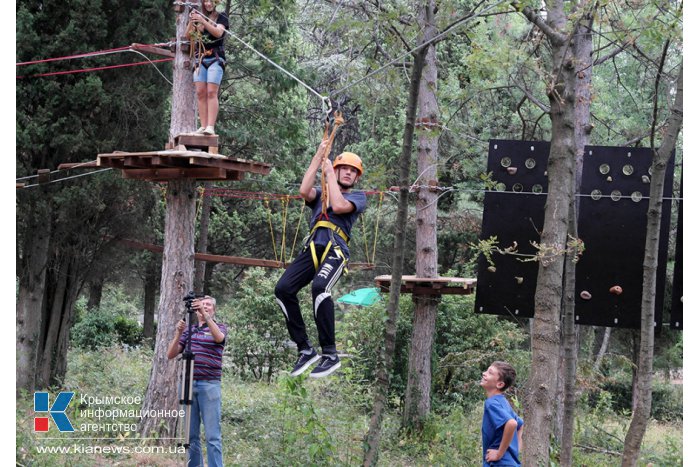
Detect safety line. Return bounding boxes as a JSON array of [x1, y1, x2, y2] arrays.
[[17, 58, 173, 79], [16, 46, 134, 66], [19, 169, 113, 189]]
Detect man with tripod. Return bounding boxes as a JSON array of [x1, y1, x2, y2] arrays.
[[167, 295, 226, 467]]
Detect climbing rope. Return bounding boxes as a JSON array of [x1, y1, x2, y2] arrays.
[[319, 110, 345, 219], [264, 197, 279, 262], [288, 199, 306, 263]]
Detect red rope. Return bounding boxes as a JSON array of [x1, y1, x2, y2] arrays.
[[205, 188, 383, 199], [16, 43, 170, 66], [16, 58, 173, 79]]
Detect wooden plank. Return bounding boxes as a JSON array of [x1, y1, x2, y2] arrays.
[[130, 43, 175, 58], [116, 238, 374, 270], [121, 167, 227, 180], [188, 156, 271, 175], [123, 156, 155, 168], [176, 133, 219, 147], [57, 161, 99, 169]]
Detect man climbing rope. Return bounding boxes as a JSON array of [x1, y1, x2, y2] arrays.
[[275, 140, 366, 378], [188, 0, 228, 135]]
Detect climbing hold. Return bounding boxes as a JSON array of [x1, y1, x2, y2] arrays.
[[642, 175, 650, 184], [515, 276, 523, 284], [609, 285, 623, 295], [580, 290, 592, 300], [487, 266, 496, 273], [606, 176, 612, 182], [507, 167, 517, 175]]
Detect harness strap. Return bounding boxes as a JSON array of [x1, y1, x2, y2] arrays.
[[310, 220, 349, 243], [310, 241, 347, 272]]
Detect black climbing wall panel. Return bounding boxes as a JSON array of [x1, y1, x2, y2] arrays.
[[474, 141, 676, 329], [475, 140, 550, 319], [574, 146, 673, 328]]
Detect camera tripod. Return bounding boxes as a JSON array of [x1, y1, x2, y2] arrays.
[[176, 291, 204, 462]]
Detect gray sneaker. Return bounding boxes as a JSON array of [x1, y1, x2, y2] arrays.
[[309, 354, 341, 378], [290, 349, 320, 376]]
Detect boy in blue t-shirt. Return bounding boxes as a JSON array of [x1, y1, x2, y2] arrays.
[[480, 361, 524, 466]]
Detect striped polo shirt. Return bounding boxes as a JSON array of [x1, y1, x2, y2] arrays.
[[178, 322, 227, 381]]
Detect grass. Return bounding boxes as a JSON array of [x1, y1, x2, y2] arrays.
[[17, 345, 682, 466]]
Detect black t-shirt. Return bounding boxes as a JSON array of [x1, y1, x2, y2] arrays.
[[201, 13, 229, 60]]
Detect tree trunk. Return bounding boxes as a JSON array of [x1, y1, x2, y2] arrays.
[[86, 277, 104, 311], [559, 9, 594, 465], [362, 39, 428, 467], [16, 200, 52, 394], [139, 7, 197, 440], [143, 252, 158, 341], [403, 0, 439, 432], [36, 257, 81, 388], [520, 1, 578, 463], [194, 182, 213, 291], [622, 61, 682, 467], [592, 327, 611, 373]]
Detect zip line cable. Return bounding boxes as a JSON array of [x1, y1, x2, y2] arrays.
[[20, 169, 113, 189]]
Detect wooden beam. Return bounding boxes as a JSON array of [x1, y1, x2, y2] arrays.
[[130, 43, 175, 58], [116, 238, 374, 269], [57, 161, 99, 169], [121, 167, 227, 180]]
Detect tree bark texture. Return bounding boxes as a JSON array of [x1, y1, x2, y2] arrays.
[[87, 277, 104, 311], [194, 182, 213, 291], [143, 252, 158, 341], [403, 0, 440, 431], [140, 8, 198, 440], [139, 179, 197, 439], [35, 255, 82, 388], [362, 41, 428, 467], [622, 63, 682, 467], [521, 1, 578, 464], [592, 327, 611, 373], [16, 198, 52, 394], [559, 9, 594, 465]]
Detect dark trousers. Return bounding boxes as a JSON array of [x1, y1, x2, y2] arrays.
[[274, 243, 347, 355]]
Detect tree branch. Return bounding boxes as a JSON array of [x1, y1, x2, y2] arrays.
[[512, 79, 551, 113], [512, 1, 567, 45]]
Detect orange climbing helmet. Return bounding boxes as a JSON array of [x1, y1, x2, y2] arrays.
[[333, 152, 363, 176]]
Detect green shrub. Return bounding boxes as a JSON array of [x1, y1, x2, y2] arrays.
[[589, 380, 683, 421], [114, 315, 143, 347], [71, 309, 118, 350], [217, 268, 296, 381]]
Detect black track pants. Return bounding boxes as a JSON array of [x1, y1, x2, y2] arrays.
[[274, 243, 346, 355]]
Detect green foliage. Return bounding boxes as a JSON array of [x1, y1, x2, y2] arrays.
[[276, 376, 338, 465], [71, 308, 120, 350], [71, 288, 145, 349], [217, 268, 296, 381]]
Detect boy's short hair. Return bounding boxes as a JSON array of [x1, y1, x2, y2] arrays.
[[492, 361, 516, 391]]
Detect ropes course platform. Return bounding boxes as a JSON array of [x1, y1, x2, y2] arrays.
[[374, 275, 476, 296], [58, 133, 271, 182]]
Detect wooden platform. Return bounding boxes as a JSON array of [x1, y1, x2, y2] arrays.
[[58, 133, 272, 182], [374, 275, 476, 296]]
